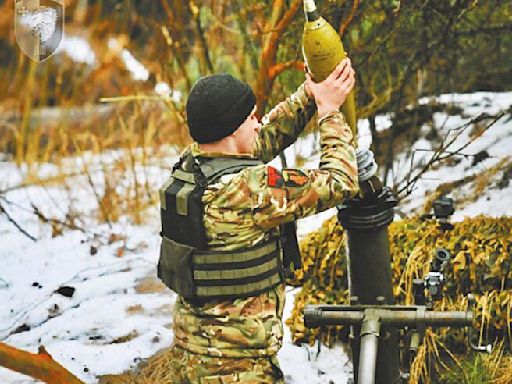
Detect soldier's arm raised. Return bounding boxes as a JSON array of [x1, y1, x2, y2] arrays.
[[205, 59, 355, 229], [231, 110, 358, 230], [253, 83, 317, 163], [249, 60, 358, 229]]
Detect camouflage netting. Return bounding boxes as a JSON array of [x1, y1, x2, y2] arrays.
[[286, 216, 512, 348]]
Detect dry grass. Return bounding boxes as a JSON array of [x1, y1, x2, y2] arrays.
[[0, 98, 187, 238], [288, 216, 512, 383]]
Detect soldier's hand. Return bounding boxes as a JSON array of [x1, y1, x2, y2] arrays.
[[305, 58, 355, 118]]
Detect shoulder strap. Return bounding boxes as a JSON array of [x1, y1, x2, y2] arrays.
[[171, 152, 207, 187]]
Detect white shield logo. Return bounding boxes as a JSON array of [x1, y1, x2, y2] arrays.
[[15, 0, 64, 62]]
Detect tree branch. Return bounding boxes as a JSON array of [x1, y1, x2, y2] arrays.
[[339, 0, 360, 37], [268, 60, 305, 81], [255, 0, 302, 115], [395, 111, 505, 200], [189, 1, 214, 74], [232, 0, 259, 72], [0, 343, 83, 384], [275, 0, 303, 36]]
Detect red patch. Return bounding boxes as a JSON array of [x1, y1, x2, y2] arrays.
[[267, 166, 284, 187]]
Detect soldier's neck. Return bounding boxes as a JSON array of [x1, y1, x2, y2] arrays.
[[198, 136, 240, 155]]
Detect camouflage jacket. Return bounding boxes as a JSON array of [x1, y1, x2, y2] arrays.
[[172, 84, 358, 358]]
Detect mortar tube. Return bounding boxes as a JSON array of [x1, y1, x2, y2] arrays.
[[338, 188, 400, 384]]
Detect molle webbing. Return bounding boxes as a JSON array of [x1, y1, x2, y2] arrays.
[[196, 275, 282, 298], [193, 239, 283, 299]]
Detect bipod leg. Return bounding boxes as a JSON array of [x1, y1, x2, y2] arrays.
[[358, 310, 381, 384]]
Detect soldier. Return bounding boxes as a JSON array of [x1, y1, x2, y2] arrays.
[[158, 58, 357, 383]]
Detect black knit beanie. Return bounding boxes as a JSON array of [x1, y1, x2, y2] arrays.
[[186, 73, 256, 144]]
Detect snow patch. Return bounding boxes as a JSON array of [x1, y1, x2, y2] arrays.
[[56, 35, 96, 65]]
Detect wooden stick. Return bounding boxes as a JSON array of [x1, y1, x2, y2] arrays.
[[0, 343, 84, 384]]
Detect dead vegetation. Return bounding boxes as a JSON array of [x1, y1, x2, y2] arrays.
[[288, 215, 512, 383]]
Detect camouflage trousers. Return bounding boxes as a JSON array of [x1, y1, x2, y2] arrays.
[[168, 346, 285, 383]]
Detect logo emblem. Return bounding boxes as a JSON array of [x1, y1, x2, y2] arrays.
[[15, 0, 64, 62]]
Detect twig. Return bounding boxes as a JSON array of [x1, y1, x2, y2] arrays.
[[232, 0, 259, 72], [413, 148, 498, 159], [0, 168, 105, 195], [70, 139, 113, 229], [339, 0, 360, 37], [0, 198, 37, 241], [0, 195, 99, 239], [159, 8, 192, 92], [117, 111, 142, 224], [394, 111, 505, 199], [0, 258, 156, 339], [99, 95, 167, 103], [189, 0, 214, 74]]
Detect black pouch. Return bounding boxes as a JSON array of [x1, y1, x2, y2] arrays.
[[280, 221, 302, 277], [157, 236, 197, 299]]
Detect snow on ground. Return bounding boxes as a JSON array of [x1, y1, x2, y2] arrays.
[[0, 149, 350, 383], [396, 92, 512, 219], [0, 222, 173, 383], [0, 150, 176, 383], [279, 288, 351, 384], [1, 91, 510, 383], [0, 226, 350, 383]]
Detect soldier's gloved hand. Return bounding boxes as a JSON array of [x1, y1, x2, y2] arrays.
[[305, 58, 355, 118]]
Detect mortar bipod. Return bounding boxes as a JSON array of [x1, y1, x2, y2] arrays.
[[304, 302, 474, 384]]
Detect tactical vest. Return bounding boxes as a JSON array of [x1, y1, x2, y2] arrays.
[[158, 152, 301, 302]]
